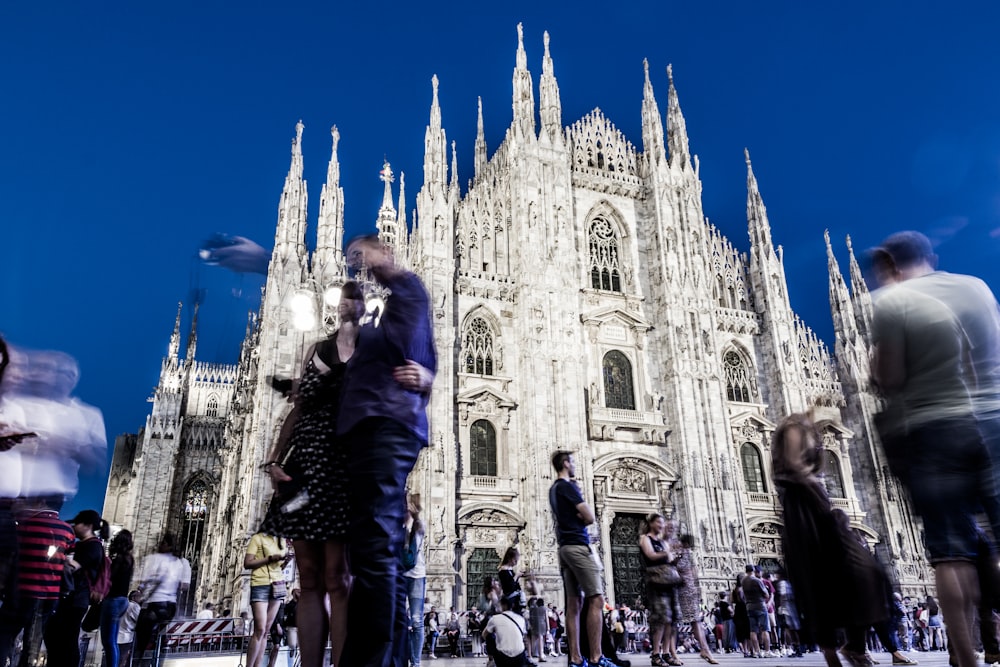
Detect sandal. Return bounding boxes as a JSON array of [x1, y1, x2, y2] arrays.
[[699, 655, 719, 665]]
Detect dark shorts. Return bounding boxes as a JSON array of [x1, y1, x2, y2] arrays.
[[747, 609, 770, 634], [903, 417, 994, 563]]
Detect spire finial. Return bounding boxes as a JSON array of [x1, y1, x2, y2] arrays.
[[432, 74, 439, 104], [331, 125, 340, 151], [477, 96, 484, 132], [824, 229, 832, 248], [667, 63, 674, 83], [644, 58, 650, 80], [295, 119, 304, 144], [543, 30, 550, 55], [744, 147, 752, 167], [379, 159, 394, 184], [846, 234, 854, 252], [516, 22, 527, 69]]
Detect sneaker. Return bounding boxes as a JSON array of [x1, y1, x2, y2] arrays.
[[593, 657, 619, 667]]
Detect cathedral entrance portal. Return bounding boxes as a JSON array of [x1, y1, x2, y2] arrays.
[[609, 513, 644, 607], [466, 547, 500, 610]]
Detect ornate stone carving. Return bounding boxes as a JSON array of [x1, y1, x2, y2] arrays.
[[611, 462, 649, 494]]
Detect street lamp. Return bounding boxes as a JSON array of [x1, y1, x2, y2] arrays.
[[288, 280, 347, 333]]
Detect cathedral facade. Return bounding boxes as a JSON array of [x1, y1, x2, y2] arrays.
[[104, 25, 930, 614]]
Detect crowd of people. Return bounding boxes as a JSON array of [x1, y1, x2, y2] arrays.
[[4, 227, 1000, 667]]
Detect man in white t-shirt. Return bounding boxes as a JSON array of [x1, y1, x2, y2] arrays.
[[196, 603, 216, 620], [134, 534, 186, 657], [483, 594, 527, 667]]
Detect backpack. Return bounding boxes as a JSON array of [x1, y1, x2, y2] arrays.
[[85, 540, 113, 604], [402, 526, 419, 570]]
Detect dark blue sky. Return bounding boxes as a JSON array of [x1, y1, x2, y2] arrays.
[[3, 2, 999, 519]]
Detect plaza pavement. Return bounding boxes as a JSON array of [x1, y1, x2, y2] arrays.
[[421, 650, 957, 667]]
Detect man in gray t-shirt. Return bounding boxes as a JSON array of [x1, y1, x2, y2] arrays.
[[870, 232, 999, 667], [740, 565, 771, 657]]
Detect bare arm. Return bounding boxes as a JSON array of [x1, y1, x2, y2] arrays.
[[638, 535, 672, 562], [575, 501, 595, 526]]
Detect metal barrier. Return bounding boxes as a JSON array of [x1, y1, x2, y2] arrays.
[[151, 618, 247, 666]]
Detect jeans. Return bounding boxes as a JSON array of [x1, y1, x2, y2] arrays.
[[101, 596, 129, 667], [405, 576, 426, 666], [341, 418, 421, 667]]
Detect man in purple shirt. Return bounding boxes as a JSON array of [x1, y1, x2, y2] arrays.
[[339, 234, 436, 667]]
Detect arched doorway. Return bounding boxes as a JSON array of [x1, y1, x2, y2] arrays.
[[610, 513, 644, 607], [465, 547, 500, 610]]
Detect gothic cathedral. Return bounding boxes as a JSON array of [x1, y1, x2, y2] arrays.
[[104, 25, 929, 615]]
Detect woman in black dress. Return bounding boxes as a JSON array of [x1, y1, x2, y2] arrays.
[[260, 281, 365, 667], [101, 529, 134, 667], [772, 414, 890, 667]]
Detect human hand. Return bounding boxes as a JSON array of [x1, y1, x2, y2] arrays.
[[200, 235, 270, 275], [267, 465, 293, 491], [0, 432, 36, 451], [392, 360, 434, 393]]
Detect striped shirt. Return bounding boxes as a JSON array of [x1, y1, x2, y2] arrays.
[[17, 511, 75, 600]]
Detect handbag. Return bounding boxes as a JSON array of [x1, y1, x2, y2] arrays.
[[81, 602, 102, 632], [646, 562, 682, 586], [270, 580, 287, 600]]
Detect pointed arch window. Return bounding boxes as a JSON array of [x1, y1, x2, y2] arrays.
[[602, 350, 635, 410], [181, 478, 210, 564], [470, 419, 497, 477], [822, 450, 846, 498], [588, 216, 623, 292], [740, 443, 767, 493], [462, 317, 496, 376], [724, 350, 756, 403], [206, 396, 219, 417]]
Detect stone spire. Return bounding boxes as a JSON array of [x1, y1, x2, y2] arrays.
[[396, 172, 409, 254], [449, 141, 459, 200], [376, 160, 398, 246], [825, 230, 858, 336], [314, 125, 345, 283], [273, 120, 309, 263], [185, 300, 199, 363], [666, 65, 692, 170], [846, 235, 874, 339], [641, 59, 666, 168], [511, 23, 536, 139], [474, 96, 487, 178], [423, 75, 448, 194], [745, 149, 775, 261], [538, 30, 562, 144], [168, 301, 182, 360]]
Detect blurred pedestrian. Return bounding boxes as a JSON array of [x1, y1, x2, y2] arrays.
[[0, 496, 75, 667], [102, 528, 135, 667], [244, 530, 289, 667], [339, 234, 436, 667], [403, 494, 427, 667], [869, 241, 998, 667], [772, 414, 891, 667], [259, 280, 365, 667], [44, 509, 109, 667], [549, 450, 616, 667], [134, 533, 186, 660]]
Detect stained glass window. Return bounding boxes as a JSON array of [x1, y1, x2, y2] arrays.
[[589, 217, 623, 292], [470, 419, 497, 477], [463, 317, 495, 376], [603, 351, 635, 410], [740, 443, 767, 493]]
